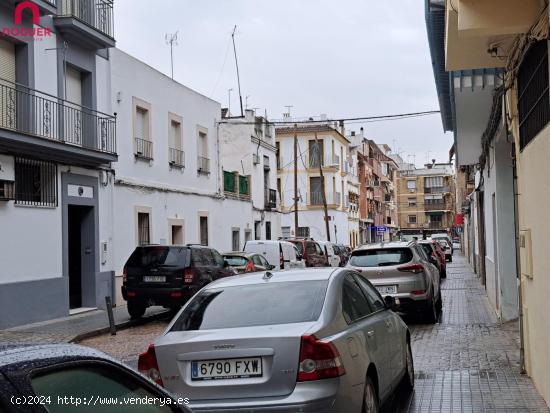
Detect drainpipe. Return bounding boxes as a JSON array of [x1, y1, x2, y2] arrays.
[[512, 153, 526, 374]]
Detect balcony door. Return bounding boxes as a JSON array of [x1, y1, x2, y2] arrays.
[[64, 66, 83, 146], [0, 38, 16, 131]]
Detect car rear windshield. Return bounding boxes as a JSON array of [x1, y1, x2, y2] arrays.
[[126, 247, 187, 267], [419, 244, 434, 256], [170, 280, 328, 331], [223, 256, 249, 266], [289, 241, 304, 254], [349, 248, 413, 267]]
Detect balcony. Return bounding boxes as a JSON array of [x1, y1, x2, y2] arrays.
[[0, 79, 116, 166], [197, 156, 210, 174], [309, 154, 341, 170], [265, 188, 277, 210], [15, 0, 58, 15], [308, 191, 324, 206], [335, 191, 341, 206], [134, 138, 152, 160], [424, 202, 451, 212], [54, 0, 115, 49], [425, 186, 450, 194], [169, 148, 184, 168]]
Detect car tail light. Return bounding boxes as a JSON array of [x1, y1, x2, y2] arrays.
[[280, 251, 284, 270], [245, 260, 256, 272], [397, 264, 425, 274], [297, 335, 345, 382], [183, 268, 196, 284], [123, 267, 128, 283], [411, 290, 426, 295], [138, 344, 163, 386]]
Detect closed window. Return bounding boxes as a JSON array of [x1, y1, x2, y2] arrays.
[[265, 221, 271, 240], [425, 176, 443, 188], [15, 158, 57, 207], [355, 275, 386, 312], [200, 216, 208, 246], [137, 212, 150, 245], [408, 215, 417, 224], [408, 197, 417, 207], [297, 227, 310, 238], [407, 180, 416, 190], [342, 275, 372, 323], [282, 226, 291, 239], [232, 229, 240, 251]]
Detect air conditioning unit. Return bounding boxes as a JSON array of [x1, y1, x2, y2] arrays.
[[253, 153, 260, 165], [0, 155, 15, 201]]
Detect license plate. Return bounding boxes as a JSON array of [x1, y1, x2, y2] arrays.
[[144, 275, 166, 282], [376, 285, 397, 295], [191, 357, 262, 381]]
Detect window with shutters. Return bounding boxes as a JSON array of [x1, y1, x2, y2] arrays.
[[518, 40, 550, 150], [425, 176, 443, 188]]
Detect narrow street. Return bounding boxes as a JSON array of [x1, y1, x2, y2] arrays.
[[384, 254, 549, 412]]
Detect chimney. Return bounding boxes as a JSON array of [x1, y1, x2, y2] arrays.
[[351, 131, 356, 137], [360, 127, 364, 137], [339, 120, 345, 136]]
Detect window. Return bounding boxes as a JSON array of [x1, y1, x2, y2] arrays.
[[170, 280, 328, 331], [126, 247, 186, 267], [14, 158, 57, 207], [309, 176, 323, 205], [254, 221, 261, 240], [223, 171, 236, 192], [133, 98, 152, 159], [197, 127, 209, 174], [342, 275, 372, 323], [232, 229, 240, 251], [276, 141, 281, 168], [31, 366, 174, 413], [407, 180, 416, 190], [309, 139, 324, 168], [171, 225, 183, 245], [282, 226, 291, 239], [518, 40, 550, 150], [245, 229, 252, 243], [408, 197, 417, 207], [298, 227, 310, 238], [408, 215, 417, 224], [265, 221, 271, 240], [349, 248, 413, 268], [354, 275, 385, 312], [168, 114, 184, 167], [137, 212, 150, 245], [425, 176, 443, 188], [200, 216, 208, 246]]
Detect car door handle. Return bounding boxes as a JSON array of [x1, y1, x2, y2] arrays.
[[367, 330, 375, 338]]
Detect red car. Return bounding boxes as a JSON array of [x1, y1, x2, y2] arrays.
[[419, 240, 447, 278]]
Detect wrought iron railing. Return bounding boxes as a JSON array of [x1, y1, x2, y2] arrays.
[[59, 0, 114, 38], [169, 147, 184, 167], [197, 156, 210, 174], [134, 138, 153, 159], [425, 186, 450, 194], [265, 188, 277, 209], [0, 79, 116, 154]]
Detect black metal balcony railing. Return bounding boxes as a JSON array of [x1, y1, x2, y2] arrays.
[[59, 0, 114, 38], [169, 147, 184, 167], [265, 189, 277, 209], [197, 156, 210, 174], [309, 191, 324, 205], [425, 186, 450, 194], [134, 138, 153, 160], [0, 79, 116, 154]]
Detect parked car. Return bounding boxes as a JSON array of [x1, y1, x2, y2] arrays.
[[287, 238, 328, 267], [122, 245, 235, 319], [0, 344, 191, 413], [418, 240, 447, 278], [333, 244, 349, 266], [435, 239, 453, 262], [346, 241, 441, 323], [223, 252, 275, 273], [431, 233, 454, 254], [317, 241, 341, 267], [243, 240, 305, 270], [139, 267, 413, 412]]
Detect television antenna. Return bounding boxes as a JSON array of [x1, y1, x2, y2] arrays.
[[165, 31, 179, 80]]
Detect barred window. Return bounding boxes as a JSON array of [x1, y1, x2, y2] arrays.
[[297, 227, 310, 238], [15, 158, 57, 207], [518, 40, 550, 150]]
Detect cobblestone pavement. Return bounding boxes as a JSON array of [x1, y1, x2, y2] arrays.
[[0, 305, 169, 344], [385, 254, 549, 413]]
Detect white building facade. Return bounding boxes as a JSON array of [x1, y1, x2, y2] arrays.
[[0, 0, 117, 328]]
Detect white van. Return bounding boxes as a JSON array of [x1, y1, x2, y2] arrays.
[[243, 240, 306, 271], [317, 241, 341, 267]]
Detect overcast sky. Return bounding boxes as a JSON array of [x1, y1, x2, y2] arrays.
[[114, 0, 453, 166]]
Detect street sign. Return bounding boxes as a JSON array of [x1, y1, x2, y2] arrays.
[[375, 226, 388, 233], [456, 227, 463, 234]]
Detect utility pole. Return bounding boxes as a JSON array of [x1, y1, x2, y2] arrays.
[[315, 132, 331, 241], [231, 25, 244, 117], [165, 31, 179, 80], [294, 124, 299, 238]]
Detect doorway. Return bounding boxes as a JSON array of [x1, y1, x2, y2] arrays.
[[68, 205, 94, 310]]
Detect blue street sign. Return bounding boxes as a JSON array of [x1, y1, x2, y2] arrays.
[[456, 227, 463, 234], [375, 226, 388, 233]]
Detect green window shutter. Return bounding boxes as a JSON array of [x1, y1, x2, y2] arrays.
[[224, 171, 235, 192], [239, 175, 249, 195]]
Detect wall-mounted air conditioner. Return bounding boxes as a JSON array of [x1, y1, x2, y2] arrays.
[[0, 154, 15, 201]]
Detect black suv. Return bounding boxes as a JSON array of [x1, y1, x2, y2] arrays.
[[121, 245, 234, 318]]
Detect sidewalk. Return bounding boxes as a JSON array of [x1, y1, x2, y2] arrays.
[[0, 305, 169, 345], [407, 254, 549, 412]]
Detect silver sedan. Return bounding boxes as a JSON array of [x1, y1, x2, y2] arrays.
[[138, 268, 414, 413]]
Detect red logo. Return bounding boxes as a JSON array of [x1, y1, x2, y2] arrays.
[[2, 1, 52, 41]]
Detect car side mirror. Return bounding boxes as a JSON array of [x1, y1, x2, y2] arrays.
[[296, 254, 303, 261], [267, 264, 276, 270], [223, 260, 230, 268], [384, 295, 397, 311]]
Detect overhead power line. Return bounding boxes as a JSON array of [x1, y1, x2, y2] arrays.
[[218, 110, 440, 125]]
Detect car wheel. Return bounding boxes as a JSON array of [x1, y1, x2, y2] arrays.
[[424, 296, 438, 324], [128, 300, 146, 319], [403, 341, 415, 391], [362, 376, 379, 413]]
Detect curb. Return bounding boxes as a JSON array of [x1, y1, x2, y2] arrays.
[[70, 310, 172, 344]]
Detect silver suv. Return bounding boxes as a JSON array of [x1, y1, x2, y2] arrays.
[[346, 242, 441, 323]]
